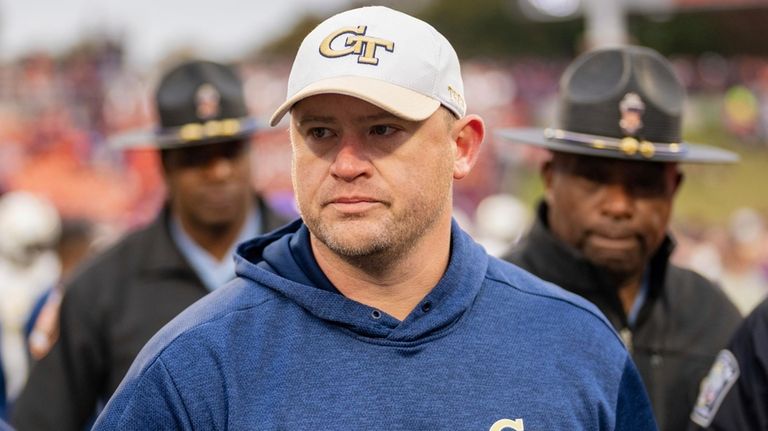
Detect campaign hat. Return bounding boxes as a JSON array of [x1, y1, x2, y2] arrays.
[[112, 60, 260, 149], [496, 46, 738, 163]]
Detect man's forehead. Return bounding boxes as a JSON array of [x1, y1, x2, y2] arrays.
[[292, 94, 408, 124], [163, 138, 248, 158], [551, 151, 677, 172]]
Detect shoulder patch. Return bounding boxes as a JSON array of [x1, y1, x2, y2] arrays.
[[690, 349, 740, 427]]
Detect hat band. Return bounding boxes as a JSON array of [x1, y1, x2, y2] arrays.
[[157, 117, 257, 143], [543, 128, 687, 159]]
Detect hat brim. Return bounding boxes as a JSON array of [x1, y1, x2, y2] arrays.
[[495, 127, 739, 164], [108, 117, 262, 150], [269, 76, 440, 127]]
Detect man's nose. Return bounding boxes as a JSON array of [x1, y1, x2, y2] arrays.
[[203, 156, 235, 179], [599, 182, 634, 219], [330, 136, 372, 181]]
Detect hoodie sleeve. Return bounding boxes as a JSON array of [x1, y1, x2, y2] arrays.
[[91, 357, 194, 431], [614, 357, 659, 431]]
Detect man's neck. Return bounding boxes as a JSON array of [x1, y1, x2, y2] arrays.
[[178, 209, 251, 261], [311, 220, 452, 321], [617, 276, 642, 316]]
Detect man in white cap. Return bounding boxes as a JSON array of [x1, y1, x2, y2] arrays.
[[93, 7, 657, 430]]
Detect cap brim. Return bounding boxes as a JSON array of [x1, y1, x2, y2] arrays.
[[269, 76, 440, 126], [495, 127, 739, 164], [108, 117, 262, 150]]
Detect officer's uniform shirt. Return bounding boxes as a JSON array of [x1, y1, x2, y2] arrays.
[[690, 298, 768, 430], [170, 210, 260, 291]]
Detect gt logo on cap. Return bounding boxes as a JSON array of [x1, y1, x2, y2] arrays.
[[319, 25, 394, 65]]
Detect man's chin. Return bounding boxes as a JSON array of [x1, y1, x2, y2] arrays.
[[585, 249, 645, 277], [323, 228, 386, 254], [310, 218, 391, 255], [195, 211, 240, 230]]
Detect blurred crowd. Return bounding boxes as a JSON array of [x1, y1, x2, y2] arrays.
[[1, 36, 768, 415]]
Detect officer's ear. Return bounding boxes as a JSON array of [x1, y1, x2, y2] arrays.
[[541, 153, 556, 190], [541, 152, 565, 207], [668, 163, 684, 196], [159, 150, 172, 175]]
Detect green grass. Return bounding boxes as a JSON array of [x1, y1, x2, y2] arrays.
[[675, 144, 768, 224]]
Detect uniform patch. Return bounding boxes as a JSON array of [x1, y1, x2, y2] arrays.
[[619, 92, 645, 136], [690, 349, 740, 427], [195, 83, 221, 120]]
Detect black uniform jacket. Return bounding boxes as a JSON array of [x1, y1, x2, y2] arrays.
[[690, 298, 768, 431], [11, 198, 287, 431], [504, 203, 742, 431]]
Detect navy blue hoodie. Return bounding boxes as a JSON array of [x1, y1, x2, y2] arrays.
[[93, 219, 657, 430]]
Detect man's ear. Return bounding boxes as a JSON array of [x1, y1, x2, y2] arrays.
[[452, 114, 485, 180], [673, 171, 684, 195], [666, 163, 684, 196], [159, 149, 172, 178], [541, 155, 556, 205], [541, 158, 554, 188]]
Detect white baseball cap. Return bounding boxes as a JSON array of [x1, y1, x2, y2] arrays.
[[269, 6, 466, 126]]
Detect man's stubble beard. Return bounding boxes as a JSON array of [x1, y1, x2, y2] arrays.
[[300, 174, 453, 275], [582, 236, 651, 285]]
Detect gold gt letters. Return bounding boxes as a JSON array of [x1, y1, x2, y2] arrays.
[[319, 26, 395, 65]]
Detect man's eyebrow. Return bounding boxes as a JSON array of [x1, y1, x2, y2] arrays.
[[295, 115, 335, 126], [296, 112, 403, 126], [359, 112, 401, 123]]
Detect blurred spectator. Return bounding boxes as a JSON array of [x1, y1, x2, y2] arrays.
[[473, 193, 530, 257], [756, 64, 768, 141], [0, 192, 61, 402], [723, 85, 759, 141], [677, 224, 726, 282], [0, 332, 5, 421], [719, 207, 768, 315], [25, 218, 96, 361]]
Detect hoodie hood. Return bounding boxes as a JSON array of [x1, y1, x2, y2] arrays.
[[234, 218, 489, 342]]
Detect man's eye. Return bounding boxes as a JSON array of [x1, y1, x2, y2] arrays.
[[309, 128, 332, 139], [628, 180, 668, 197], [370, 125, 395, 136]]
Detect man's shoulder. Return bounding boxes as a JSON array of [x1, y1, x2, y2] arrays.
[[78, 217, 163, 267], [665, 264, 741, 316], [733, 298, 768, 344], [748, 297, 768, 326], [124, 276, 277, 372], [666, 263, 720, 290], [64, 216, 174, 293], [662, 264, 742, 350], [485, 257, 623, 343]]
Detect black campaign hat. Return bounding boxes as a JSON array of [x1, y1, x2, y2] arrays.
[[496, 46, 738, 163], [111, 60, 261, 150]]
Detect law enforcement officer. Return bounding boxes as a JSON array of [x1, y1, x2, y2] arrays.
[[690, 296, 768, 430], [497, 46, 743, 431], [12, 60, 288, 431]]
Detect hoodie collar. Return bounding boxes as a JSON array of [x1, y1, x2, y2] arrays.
[[235, 219, 488, 343]]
